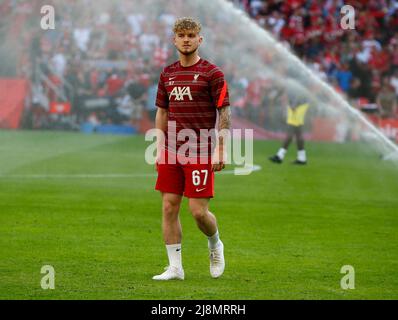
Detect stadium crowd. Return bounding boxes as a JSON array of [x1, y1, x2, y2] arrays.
[[238, 0, 398, 119], [2, 0, 398, 131]]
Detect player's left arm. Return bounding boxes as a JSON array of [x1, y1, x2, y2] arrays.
[[213, 106, 231, 172], [210, 67, 231, 172]]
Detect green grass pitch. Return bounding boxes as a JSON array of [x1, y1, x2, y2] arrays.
[[0, 130, 397, 299]]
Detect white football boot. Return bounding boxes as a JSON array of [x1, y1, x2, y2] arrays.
[[152, 266, 185, 280], [209, 240, 225, 278]]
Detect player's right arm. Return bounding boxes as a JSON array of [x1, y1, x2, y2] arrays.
[[155, 71, 169, 166], [155, 107, 168, 163]]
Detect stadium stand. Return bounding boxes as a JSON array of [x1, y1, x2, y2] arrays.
[[0, 0, 397, 139]]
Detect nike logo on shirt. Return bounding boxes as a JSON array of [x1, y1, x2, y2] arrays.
[[195, 188, 206, 192]]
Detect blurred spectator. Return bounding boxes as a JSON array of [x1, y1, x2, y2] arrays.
[[266, 11, 285, 37], [377, 78, 397, 117], [334, 63, 353, 93], [348, 78, 364, 100], [51, 47, 67, 77], [106, 70, 125, 97], [74, 70, 93, 116], [368, 47, 390, 74], [390, 69, 398, 95], [350, 59, 373, 101], [146, 77, 158, 121], [88, 112, 101, 127], [73, 22, 91, 52]]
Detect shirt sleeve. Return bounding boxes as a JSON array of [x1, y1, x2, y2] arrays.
[[210, 67, 230, 109], [155, 71, 169, 109]]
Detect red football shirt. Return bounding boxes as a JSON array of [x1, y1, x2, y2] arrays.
[[156, 58, 230, 157]]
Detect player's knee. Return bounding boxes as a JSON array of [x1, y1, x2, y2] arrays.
[[163, 201, 179, 217], [189, 206, 207, 222]]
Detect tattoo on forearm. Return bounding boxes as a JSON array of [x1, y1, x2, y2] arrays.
[[218, 106, 231, 130]]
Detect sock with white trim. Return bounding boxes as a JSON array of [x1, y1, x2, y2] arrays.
[[208, 230, 221, 249], [166, 244, 182, 269]]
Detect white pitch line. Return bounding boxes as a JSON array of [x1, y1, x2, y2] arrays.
[[0, 165, 262, 179]]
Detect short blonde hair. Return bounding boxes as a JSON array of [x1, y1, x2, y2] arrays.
[[173, 17, 202, 34]]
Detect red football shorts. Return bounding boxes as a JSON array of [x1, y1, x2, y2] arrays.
[[155, 150, 215, 198]]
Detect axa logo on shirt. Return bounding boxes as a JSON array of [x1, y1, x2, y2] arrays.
[[169, 86, 193, 101]]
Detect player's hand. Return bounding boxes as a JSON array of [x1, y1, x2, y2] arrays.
[[212, 161, 225, 172], [155, 153, 162, 172], [212, 147, 227, 172]]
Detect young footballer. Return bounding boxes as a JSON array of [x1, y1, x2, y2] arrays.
[[153, 17, 231, 280]]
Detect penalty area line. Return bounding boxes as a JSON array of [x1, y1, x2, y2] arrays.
[[0, 165, 262, 179]]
